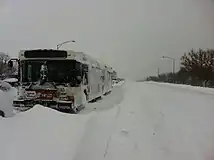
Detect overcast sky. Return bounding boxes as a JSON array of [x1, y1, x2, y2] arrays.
[[0, 0, 214, 80]]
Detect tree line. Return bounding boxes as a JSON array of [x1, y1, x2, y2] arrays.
[[146, 48, 214, 87]]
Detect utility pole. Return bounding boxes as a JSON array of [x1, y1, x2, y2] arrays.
[[56, 40, 76, 50], [157, 68, 160, 77], [161, 56, 176, 83], [161, 56, 176, 74]]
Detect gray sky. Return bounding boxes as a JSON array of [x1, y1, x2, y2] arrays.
[[0, 0, 214, 80]]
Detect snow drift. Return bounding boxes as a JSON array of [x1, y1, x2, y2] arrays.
[[147, 81, 214, 95], [0, 105, 92, 160], [0, 81, 17, 117]]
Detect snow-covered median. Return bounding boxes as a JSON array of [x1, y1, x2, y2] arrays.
[[147, 81, 214, 95], [0, 105, 93, 160]]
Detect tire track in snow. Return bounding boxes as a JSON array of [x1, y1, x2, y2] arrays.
[[103, 105, 121, 158], [153, 112, 165, 136], [103, 134, 111, 158], [103, 83, 148, 160], [73, 86, 124, 160]]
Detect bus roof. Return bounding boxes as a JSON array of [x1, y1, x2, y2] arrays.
[[18, 49, 113, 70]]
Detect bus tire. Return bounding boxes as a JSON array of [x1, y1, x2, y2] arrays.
[[0, 110, 5, 117], [84, 90, 89, 101], [70, 105, 78, 114]]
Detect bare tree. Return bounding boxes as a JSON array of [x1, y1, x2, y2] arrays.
[[180, 48, 214, 86]]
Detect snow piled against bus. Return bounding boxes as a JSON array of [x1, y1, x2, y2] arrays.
[[0, 81, 17, 117], [0, 105, 93, 160]]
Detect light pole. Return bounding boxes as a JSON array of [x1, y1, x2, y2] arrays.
[[56, 40, 76, 50], [161, 56, 176, 74]]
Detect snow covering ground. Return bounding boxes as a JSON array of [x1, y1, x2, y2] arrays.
[[0, 106, 92, 160], [1, 81, 214, 160]]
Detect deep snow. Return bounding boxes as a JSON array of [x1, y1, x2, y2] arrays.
[[0, 81, 17, 117], [0, 105, 93, 160], [1, 81, 214, 160]]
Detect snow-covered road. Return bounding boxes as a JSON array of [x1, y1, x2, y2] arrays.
[[76, 81, 214, 160], [1, 81, 214, 160]]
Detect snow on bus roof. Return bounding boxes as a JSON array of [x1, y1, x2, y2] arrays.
[[18, 49, 114, 70]]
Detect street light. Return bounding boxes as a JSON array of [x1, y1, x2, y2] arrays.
[[56, 40, 76, 50], [161, 56, 176, 74]]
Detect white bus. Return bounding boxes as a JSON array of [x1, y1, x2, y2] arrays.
[[8, 49, 113, 113]]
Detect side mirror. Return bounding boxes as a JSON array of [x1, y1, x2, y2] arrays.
[[8, 60, 13, 68]]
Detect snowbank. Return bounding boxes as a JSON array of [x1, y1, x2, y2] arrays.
[[0, 105, 92, 160], [0, 80, 12, 91], [146, 81, 214, 95], [0, 85, 17, 117]]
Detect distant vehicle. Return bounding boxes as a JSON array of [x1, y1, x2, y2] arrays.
[[8, 49, 114, 113]]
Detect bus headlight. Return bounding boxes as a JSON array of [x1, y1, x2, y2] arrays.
[[59, 95, 74, 103], [67, 96, 75, 103]]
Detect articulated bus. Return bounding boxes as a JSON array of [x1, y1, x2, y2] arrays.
[[8, 49, 114, 113]]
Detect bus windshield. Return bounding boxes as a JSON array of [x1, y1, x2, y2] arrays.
[[21, 60, 83, 85]]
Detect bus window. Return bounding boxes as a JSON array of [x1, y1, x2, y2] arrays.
[[83, 73, 88, 85]]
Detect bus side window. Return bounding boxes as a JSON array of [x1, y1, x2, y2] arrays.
[[82, 64, 88, 85], [83, 73, 88, 85]]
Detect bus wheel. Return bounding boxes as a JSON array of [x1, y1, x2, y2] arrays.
[[0, 110, 5, 117], [84, 90, 89, 101], [70, 105, 77, 114]]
